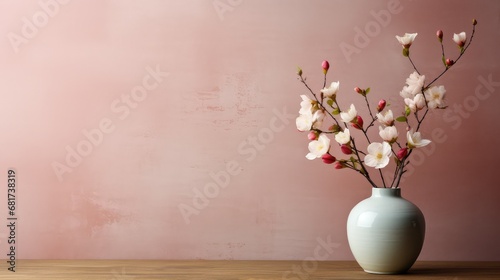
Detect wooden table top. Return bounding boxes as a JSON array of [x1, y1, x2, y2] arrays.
[[1, 260, 499, 279]]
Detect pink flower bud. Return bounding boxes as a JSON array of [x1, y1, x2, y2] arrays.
[[334, 161, 345, 169], [354, 87, 363, 94], [446, 58, 454, 66], [322, 60, 330, 74], [436, 30, 443, 42], [340, 144, 352, 155], [377, 99, 386, 112], [397, 148, 408, 161], [321, 153, 336, 164], [308, 131, 318, 140], [352, 115, 364, 130]]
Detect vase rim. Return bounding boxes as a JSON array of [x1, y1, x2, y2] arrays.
[[372, 187, 401, 197]]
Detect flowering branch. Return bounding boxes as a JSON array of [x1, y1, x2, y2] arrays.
[[295, 19, 477, 189], [426, 20, 477, 89]]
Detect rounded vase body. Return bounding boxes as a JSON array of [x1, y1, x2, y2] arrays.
[[347, 188, 425, 274]]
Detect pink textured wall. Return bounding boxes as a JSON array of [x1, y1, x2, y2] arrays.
[[0, 0, 499, 261]]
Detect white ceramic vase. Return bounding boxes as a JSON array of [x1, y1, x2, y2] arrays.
[[347, 188, 425, 274]]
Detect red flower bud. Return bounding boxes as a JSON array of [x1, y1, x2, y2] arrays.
[[377, 99, 386, 112], [397, 148, 408, 161], [354, 87, 363, 94], [308, 131, 318, 140], [357, 116, 363, 127], [340, 144, 353, 155], [352, 115, 364, 130], [334, 161, 345, 169], [446, 58, 454, 67], [322, 60, 330, 74], [436, 30, 443, 42], [322, 153, 336, 164]]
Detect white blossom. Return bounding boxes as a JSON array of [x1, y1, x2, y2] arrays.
[[407, 130, 431, 148], [364, 142, 392, 169], [321, 81, 340, 98], [306, 134, 331, 160], [340, 104, 357, 123], [424, 85, 446, 109]]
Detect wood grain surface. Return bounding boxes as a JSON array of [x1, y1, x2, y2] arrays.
[[1, 260, 499, 279]]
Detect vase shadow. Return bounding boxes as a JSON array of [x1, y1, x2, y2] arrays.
[[408, 266, 498, 276]]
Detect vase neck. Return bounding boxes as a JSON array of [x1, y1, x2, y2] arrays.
[[372, 188, 401, 198]]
